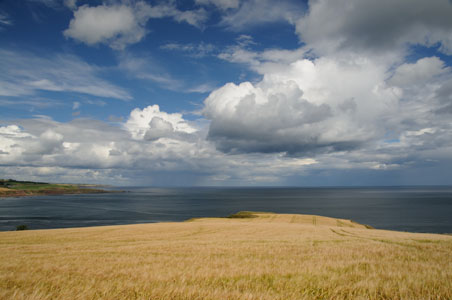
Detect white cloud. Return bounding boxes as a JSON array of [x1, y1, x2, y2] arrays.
[[218, 43, 307, 73], [203, 56, 398, 155], [24, 129, 64, 155], [64, 4, 145, 50], [0, 125, 31, 138], [389, 57, 449, 87], [202, 38, 452, 181], [161, 42, 216, 58], [161, 35, 307, 77], [211, 34, 310, 75], [0, 48, 131, 100], [125, 105, 197, 140], [64, 2, 208, 50], [2, 82, 452, 185], [186, 83, 217, 94], [4, 0, 452, 185], [194, 0, 452, 181], [0, 106, 319, 185], [64, 0, 77, 10], [172, 8, 208, 28]]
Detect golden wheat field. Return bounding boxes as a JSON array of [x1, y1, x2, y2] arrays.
[[0, 212, 451, 300]]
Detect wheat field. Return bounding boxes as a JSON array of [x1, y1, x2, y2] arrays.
[[0, 212, 451, 299]]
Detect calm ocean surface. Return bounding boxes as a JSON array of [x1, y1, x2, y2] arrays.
[[1, 187, 451, 233]]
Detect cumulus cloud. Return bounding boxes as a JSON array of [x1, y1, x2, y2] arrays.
[[64, 4, 146, 50], [2, 85, 452, 185], [203, 56, 398, 155], [24, 129, 64, 155], [124, 105, 197, 140], [64, 2, 208, 49], [0, 105, 319, 185], [296, 0, 452, 56], [0, 125, 31, 138], [202, 48, 452, 183], [0, 48, 131, 100], [4, 0, 452, 185], [193, 0, 452, 184]]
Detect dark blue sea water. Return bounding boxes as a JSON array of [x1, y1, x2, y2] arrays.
[[1, 187, 451, 233]]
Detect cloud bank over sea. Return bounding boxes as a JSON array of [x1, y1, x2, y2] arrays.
[[1, 0, 452, 185]]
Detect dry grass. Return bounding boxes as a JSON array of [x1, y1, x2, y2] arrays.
[[0, 212, 451, 300]]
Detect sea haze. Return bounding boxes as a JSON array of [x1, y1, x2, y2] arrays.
[[0, 187, 451, 233]]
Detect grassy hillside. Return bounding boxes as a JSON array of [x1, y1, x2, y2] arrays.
[[0, 179, 108, 197], [0, 212, 451, 299]]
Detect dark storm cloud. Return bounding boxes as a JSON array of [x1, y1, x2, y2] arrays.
[[296, 0, 452, 56]]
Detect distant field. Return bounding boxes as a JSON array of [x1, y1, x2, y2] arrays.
[[0, 212, 451, 299], [0, 179, 107, 197]]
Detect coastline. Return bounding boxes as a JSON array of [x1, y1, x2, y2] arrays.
[[0, 187, 118, 198], [0, 179, 122, 198], [2, 186, 452, 234]]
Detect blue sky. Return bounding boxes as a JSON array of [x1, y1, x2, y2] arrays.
[[1, 0, 452, 186]]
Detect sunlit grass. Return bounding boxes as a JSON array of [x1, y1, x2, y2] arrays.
[[0, 212, 451, 299]]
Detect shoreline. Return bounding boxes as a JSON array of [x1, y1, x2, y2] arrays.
[[0, 187, 120, 198], [2, 185, 451, 234], [0, 179, 123, 198]]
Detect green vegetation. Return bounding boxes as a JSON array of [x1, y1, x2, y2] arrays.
[[226, 211, 259, 218], [0, 179, 109, 197], [15, 225, 28, 231], [1, 179, 76, 190], [226, 211, 275, 218]]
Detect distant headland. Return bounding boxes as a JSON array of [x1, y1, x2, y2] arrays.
[[0, 179, 113, 198]]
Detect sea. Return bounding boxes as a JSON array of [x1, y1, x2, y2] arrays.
[[1, 186, 451, 233]]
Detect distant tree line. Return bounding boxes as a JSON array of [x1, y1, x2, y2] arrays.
[[0, 179, 47, 187]]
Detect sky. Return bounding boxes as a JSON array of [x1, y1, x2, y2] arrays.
[[0, 0, 452, 186]]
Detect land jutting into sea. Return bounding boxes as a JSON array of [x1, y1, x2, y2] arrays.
[[0, 179, 111, 198], [0, 211, 451, 299]]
